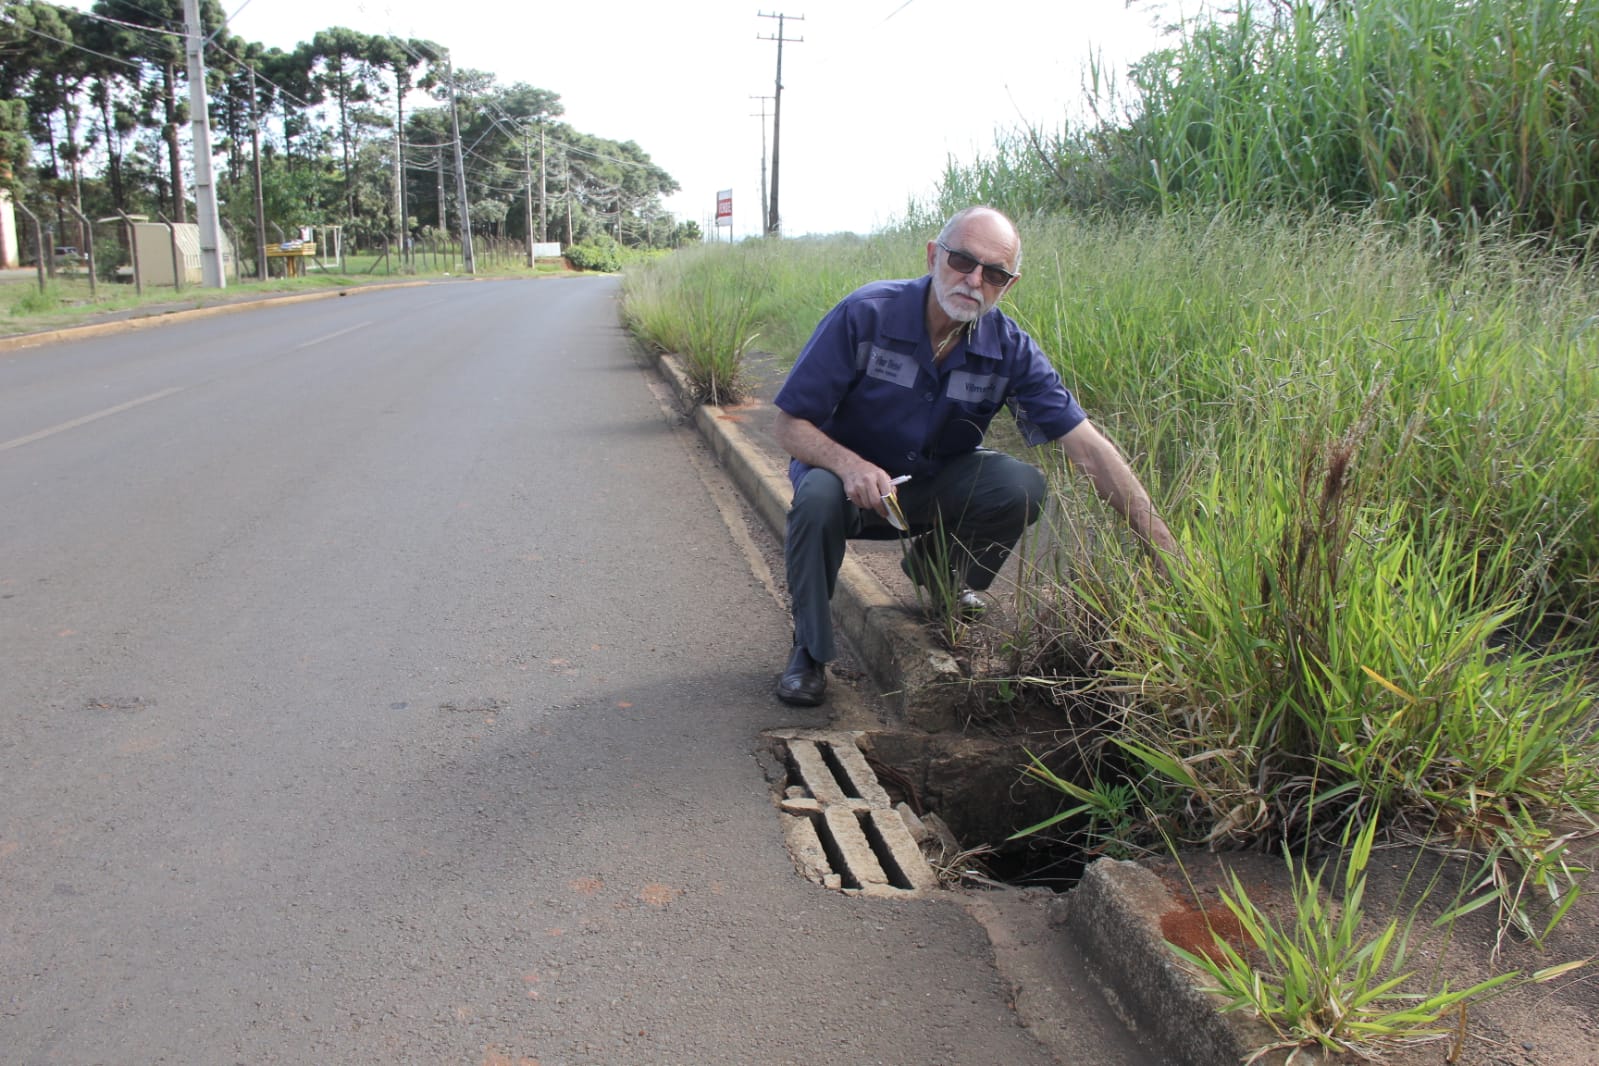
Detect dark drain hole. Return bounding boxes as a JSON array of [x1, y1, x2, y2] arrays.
[[780, 747, 807, 792], [982, 840, 1089, 891], [816, 741, 861, 799], [859, 812, 915, 890], [863, 737, 1109, 892], [808, 813, 861, 890]]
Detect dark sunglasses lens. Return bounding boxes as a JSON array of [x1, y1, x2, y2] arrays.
[[946, 246, 1011, 286], [946, 248, 979, 274]]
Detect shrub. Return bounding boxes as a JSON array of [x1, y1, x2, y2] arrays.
[[566, 235, 623, 273]]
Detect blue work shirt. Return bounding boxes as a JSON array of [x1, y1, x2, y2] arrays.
[[774, 276, 1088, 487]]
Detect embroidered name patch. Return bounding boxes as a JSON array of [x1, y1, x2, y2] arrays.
[[862, 345, 920, 389], [946, 370, 1009, 405]]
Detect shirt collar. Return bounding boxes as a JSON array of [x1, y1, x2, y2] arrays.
[[882, 275, 1005, 368]]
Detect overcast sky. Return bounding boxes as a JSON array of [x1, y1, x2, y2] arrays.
[[217, 0, 1178, 239]]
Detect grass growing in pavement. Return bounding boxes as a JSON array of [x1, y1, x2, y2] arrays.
[[1164, 818, 1586, 1060], [620, 245, 770, 405]]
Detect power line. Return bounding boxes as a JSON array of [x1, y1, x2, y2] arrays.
[[70, 8, 185, 40], [0, 17, 144, 71]]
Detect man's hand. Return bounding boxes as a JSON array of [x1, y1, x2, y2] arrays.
[[774, 410, 896, 520], [838, 464, 897, 518]]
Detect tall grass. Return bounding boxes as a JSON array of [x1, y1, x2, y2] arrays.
[[620, 234, 922, 401], [996, 210, 1598, 939], [941, 0, 1599, 246], [1001, 210, 1599, 641]]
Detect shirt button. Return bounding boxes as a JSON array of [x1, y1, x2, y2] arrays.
[[906, 452, 917, 461], [924, 392, 935, 401]]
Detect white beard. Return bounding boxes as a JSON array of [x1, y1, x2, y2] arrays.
[[934, 281, 987, 323]]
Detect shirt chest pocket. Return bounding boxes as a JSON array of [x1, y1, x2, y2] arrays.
[[946, 369, 1010, 416], [861, 345, 920, 389]]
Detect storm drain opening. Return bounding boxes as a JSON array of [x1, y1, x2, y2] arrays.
[[768, 727, 1112, 896], [857, 729, 1108, 893], [766, 729, 939, 899]]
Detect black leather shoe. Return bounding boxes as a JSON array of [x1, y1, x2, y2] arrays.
[[776, 644, 827, 706]]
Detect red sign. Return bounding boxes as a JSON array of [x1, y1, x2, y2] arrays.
[[715, 189, 733, 226]]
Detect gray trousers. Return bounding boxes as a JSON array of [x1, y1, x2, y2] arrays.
[[784, 448, 1047, 662]]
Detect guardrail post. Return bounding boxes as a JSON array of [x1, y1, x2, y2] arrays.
[[62, 203, 97, 299], [116, 211, 144, 296], [13, 201, 45, 294], [157, 212, 182, 292]]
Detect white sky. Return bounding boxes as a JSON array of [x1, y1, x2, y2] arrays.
[[219, 0, 1178, 239]]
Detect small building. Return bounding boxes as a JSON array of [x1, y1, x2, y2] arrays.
[[133, 222, 235, 286]]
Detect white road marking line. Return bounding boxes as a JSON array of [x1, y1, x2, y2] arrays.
[[0, 386, 187, 453], [293, 322, 372, 349]]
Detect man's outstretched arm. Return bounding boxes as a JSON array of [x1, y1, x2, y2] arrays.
[[1056, 420, 1181, 572]]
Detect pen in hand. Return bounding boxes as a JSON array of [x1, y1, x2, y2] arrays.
[[843, 474, 912, 501]]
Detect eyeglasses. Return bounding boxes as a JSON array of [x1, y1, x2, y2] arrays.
[[938, 241, 1018, 287]]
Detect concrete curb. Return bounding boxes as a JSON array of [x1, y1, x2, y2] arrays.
[[1059, 860, 1286, 1066]]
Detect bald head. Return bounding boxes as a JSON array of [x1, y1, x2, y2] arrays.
[[935, 207, 1022, 272]]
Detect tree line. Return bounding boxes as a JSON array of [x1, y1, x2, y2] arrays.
[[0, 0, 700, 265]]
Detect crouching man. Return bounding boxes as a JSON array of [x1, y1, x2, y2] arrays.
[[773, 206, 1178, 706]]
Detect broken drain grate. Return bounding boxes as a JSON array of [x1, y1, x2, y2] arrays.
[[766, 729, 938, 899]]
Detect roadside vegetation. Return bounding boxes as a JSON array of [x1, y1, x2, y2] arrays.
[[623, 0, 1599, 1056]]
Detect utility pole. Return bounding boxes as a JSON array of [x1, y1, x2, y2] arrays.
[[249, 65, 267, 281], [392, 118, 405, 270], [436, 145, 447, 235], [563, 151, 573, 247], [445, 52, 475, 274], [182, 0, 224, 286], [523, 130, 534, 267], [757, 11, 802, 237], [395, 82, 409, 269], [750, 94, 772, 231], [538, 125, 547, 244]]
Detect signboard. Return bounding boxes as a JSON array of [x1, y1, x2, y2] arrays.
[[715, 189, 733, 227]]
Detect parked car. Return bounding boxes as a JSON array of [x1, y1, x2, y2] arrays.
[[53, 246, 86, 269]]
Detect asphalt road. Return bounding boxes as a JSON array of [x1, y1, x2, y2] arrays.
[[0, 278, 1140, 1065]]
